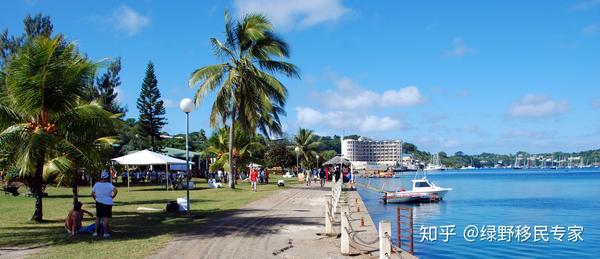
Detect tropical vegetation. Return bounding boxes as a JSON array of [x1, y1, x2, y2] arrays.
[[0, 34, 120, 221], [188, 11, 299, 188], [136, 61, 166, 152], [290, 128, 321, 168]]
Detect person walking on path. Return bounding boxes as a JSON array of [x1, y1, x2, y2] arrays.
[[92, 171, 118, 238], [319, 168, 326, 188], [305, 169, 312, 186], [250, 168, 258, 192]]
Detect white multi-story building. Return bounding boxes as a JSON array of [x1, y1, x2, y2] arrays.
[[342, 137, 401, 169]]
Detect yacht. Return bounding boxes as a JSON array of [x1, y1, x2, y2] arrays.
[[383, 177, 452, 203], [424, 153, 446, 171]]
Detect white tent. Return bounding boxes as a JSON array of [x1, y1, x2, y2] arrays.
[[111, 150, 188, 191], [247, 163, 262, 168], [112, 150, 187, 165]]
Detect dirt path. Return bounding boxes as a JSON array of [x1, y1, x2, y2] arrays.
[[151, 184, 351, 259], [0, 245, 45, 259]]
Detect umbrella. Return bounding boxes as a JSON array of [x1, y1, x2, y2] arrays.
[[322, 156, 351, 166]]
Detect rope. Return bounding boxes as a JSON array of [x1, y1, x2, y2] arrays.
[[385, 232, 411, 257], [352, 232, 380, 245]]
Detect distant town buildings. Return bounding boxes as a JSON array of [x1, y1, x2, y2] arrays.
[[342, 137, 401, 169]]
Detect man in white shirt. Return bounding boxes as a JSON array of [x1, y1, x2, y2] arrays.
[[92, 171, 118, 238]]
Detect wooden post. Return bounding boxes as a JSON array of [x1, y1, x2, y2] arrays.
[[379, 220, 391, 259], [341, 205, 350, 255]]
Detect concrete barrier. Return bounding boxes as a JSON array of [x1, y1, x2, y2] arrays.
[[341, 205, 350, 255], [325, 195, 333, 235], [379, 220, 392, 259]]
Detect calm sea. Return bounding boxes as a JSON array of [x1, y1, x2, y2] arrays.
[[355, 169, 600, 258]]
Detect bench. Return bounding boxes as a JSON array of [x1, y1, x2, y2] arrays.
[[3, 185, 19, 196]]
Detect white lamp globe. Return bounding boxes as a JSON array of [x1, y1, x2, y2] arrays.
[[294, 146, 300, 153], [179, 98, 194, 113]]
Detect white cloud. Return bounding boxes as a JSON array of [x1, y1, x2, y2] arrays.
[[295, 107, 403, 132], [114, 86, 126, 103], [163, 98, 176, 108], [111, 5, 150, 36], [507, 94, 570, 118], [233, 0, 350, 30], [360, 115, 402, 132], [444, 37, 474, 57], [381, 87, 425, 106], [583, 23, 599, 36], [570, 0, 600, 11], [320, 76, 425, 110]]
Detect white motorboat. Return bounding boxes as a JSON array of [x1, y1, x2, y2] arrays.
[[383, 177, 452, 203]]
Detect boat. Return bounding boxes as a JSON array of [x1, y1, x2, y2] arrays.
[[461, 158, 476, 170], [512, 155, 523, 169], [383, 177, 452, 203], [391, 164, 418, 173], [424, 153, 446, 171]]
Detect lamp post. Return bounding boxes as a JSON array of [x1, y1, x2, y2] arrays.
[[294, 146, 300, 175], [316, 154, 319, 168], [179, 98, 194, 214]]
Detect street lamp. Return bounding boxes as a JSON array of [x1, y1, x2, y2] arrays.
[[294, 146, 300, 175], [316, 154, 319, 168], [179, 98, 194, 214]]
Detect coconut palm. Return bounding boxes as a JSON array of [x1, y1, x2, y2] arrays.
[[291, 128, 321, 169], [189, 11, 299, 188], [203, 126, 263, 175], [0, 35, 119, 221]]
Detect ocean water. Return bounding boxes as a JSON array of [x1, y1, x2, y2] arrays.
[[355, 169, 600, 258]]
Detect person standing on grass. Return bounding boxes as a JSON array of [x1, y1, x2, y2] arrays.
[[250, 168, 258, 192], [265, 169, 269, 184], [92, 171, 118, 238]]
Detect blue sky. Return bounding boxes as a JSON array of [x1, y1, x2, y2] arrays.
[[2, 0, 600, 154]]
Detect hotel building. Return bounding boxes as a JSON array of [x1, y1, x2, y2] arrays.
[[341, 137, 401, 169]]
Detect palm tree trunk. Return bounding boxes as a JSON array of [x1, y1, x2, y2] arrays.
[[72, 170, 78, 204], [228, 106, 236, 189], [31, 152, 45, 222]]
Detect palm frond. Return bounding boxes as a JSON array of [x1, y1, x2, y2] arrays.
[[0, 104, 24, 128], [258, 60, 300, 79]]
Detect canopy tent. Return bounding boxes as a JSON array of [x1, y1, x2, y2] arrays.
[[322, 155, 352, 166], [247, 163, 262, 168], [111, 150, 188, 191], [112, 150, 187, 165]]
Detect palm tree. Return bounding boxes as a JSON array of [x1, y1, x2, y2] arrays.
[[0, 35, 118, 221], [189, 11, 299, 188], [203, 126, 263, 175], [291, 128, 321, 169]]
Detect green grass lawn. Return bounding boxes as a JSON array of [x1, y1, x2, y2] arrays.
[[0, 176, 298, 258]]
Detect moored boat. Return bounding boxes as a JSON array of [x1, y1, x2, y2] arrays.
[[383, 177, 452, 203]]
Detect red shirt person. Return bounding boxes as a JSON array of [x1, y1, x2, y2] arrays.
[[250, 169, 258, 192]]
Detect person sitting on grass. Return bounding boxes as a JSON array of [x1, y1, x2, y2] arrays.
[[65, 201, 94, 236]]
